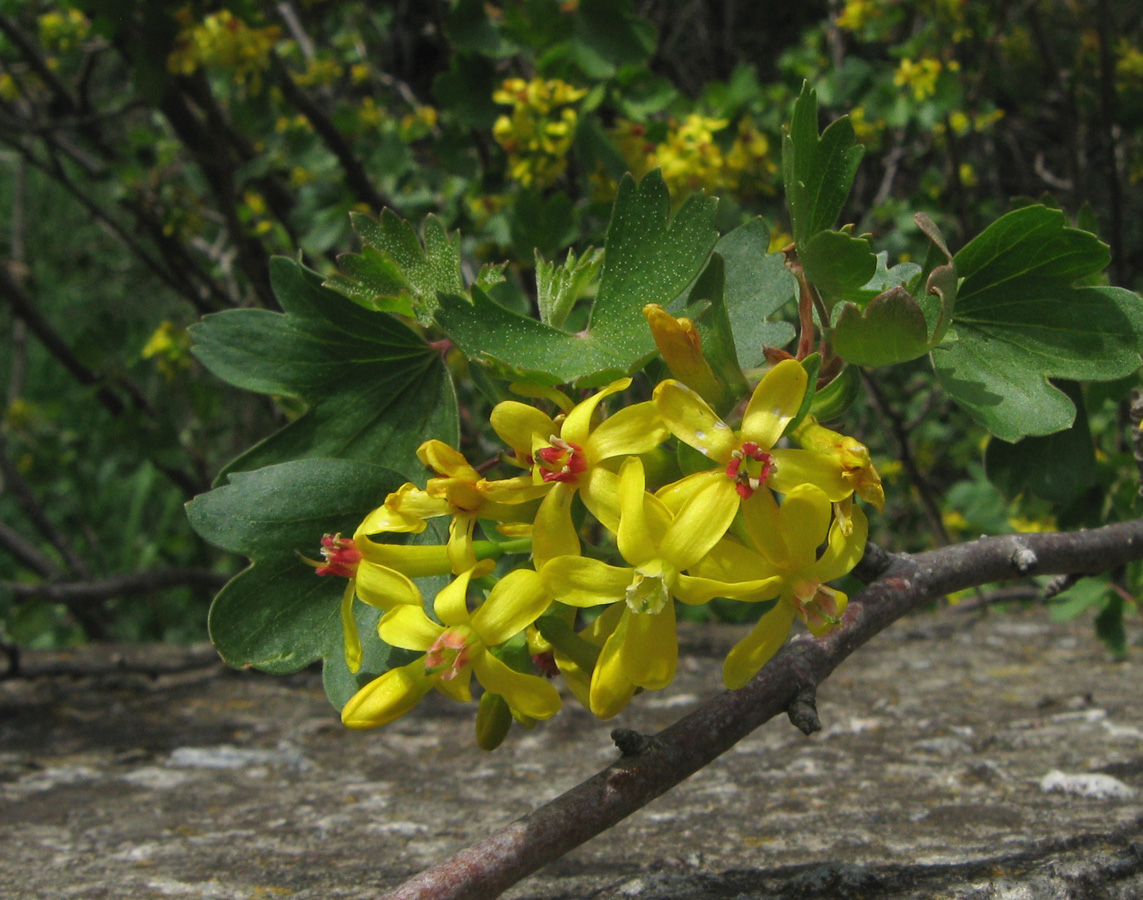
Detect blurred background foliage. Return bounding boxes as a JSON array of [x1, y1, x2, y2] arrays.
[[2, 0, 1142, 656]]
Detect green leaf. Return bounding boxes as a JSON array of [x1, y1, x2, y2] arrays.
[[716, 219, 797, 366], [833, 286, 931, 367], [782, 82, 865, 248], [933, 206, 1143, 441], [187, 458, 400, 672], [191, 257, 457, 482], [511, 190, 577, 262], [536, 246, 604, 329], [444, 0, 517, 58], [1095, 593, 1127, 657], [435, 170, 719, 385], [799, 229, 878, 305], [326, 211, 465, 324], [570, 0, 656, 78], [682, 254, 749, 407], [187, 459, 444, 707], [984, 382, 1096, 503]]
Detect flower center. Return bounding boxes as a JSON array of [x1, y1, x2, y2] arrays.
[[425, 629, 473, 681], [791, 579, 843, 631], [536, 435, 588, 484], [625, 564, 670, 615], [725, 441, 775, 499], [314, 533, 362, 578]]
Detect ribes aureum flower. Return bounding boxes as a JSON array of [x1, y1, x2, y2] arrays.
[[341, 567, 560, 729], [653, 359, 839, 514], [491, 377, 668, 567], [695, 483, 868, 690], [540, 456, 781, 717], [358, 440, 545, 574], [792, 416, 885, 511]]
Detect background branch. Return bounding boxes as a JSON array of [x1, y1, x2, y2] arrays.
[[381, 517, 1143, 900]]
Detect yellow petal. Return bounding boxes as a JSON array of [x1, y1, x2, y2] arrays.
[[561, 377, 632, 447], [815, 503, 869, 583], [447, 514, 477, 574], [779, 484, 833, 571], [658, 472, 739, 572], [739, 487, 788, 567], [541, 556, 632, 607], [474, 652, 562, 720], [673, 571, 783, 605], [616, 456, 657, 567], [471, 568, 549, 647], [433, 568, 473, 627], [490, 401, 556, 457], [355, 561, 423, 610], [621, 601, 677, 690], [531, 481, 580, 570], [585, 401, 668, 462], [417, 440, 480, 480], [341, 661, 433, 729], [339, 581, 362, 674], [355, 539, 452, 578], [740, 359, 806, 449], [722, 602, 797, 690], [579, 465, 620, 532], [589, 613, 638, 719], [768, 448, 850, 500], [653, 379, 736, 463], [379, 604, 443, 651]]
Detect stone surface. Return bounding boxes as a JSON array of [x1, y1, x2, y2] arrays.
[[2, 606, 1142, 899]]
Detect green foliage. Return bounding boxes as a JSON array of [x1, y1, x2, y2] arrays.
[[191, 258, 458, 482]]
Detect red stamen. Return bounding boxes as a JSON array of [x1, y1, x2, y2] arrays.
[[314, 533, 361, 578]]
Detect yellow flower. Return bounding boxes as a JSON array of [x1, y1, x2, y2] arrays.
[[653, 358, 843, 515], [358, 440, 546, 574], [490, 378, 668, 567], [893, 57, 943, 101], [642, 304, 729, 409], [341, 568, 561, 729], [792, 417, 885, 511], [541, 457, 780, 717], [697, 483, 868, 689]]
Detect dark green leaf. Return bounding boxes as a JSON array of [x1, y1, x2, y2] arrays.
[[570, 0, 656, 78], [933, 206, 1143, 441], [716, 219, 797, 366], [782, 82, 865, 247], [799, 229, 878, 305], [833, 287, 930, 366], [191, 257, 457, 481], [436, 171, 719, 385]]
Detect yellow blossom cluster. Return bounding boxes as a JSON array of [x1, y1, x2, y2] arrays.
[[893, 57, 952, 101], [167, 9, 282, 91], [37, 8, 90, 54], [142, 321, 193, 381], [611, 115, 778, 200], [492, 78, 588, 188], [310, 323, 883, 749]]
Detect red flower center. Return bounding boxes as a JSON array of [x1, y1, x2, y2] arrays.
[[314, 533, 361, 578], [535, 436, 588, 484], [724, 441, 775, 499]]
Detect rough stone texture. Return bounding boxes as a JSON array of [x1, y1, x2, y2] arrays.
[[2, 606, 1142, 899]]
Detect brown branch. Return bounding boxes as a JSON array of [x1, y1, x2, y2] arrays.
[[3, 567, 229, 604], [379, 518, 1143, 900]]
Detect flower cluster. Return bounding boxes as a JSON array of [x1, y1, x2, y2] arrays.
[[314, 347, 882, 748], [611, 115, 779, 201], [167, 10, 282, 92], [492, 78, 588, 188]]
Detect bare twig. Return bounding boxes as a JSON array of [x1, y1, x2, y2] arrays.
[[3, 567, 228, 605], [380, 517, 1143, 900], [860, 370, 950, 546]]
